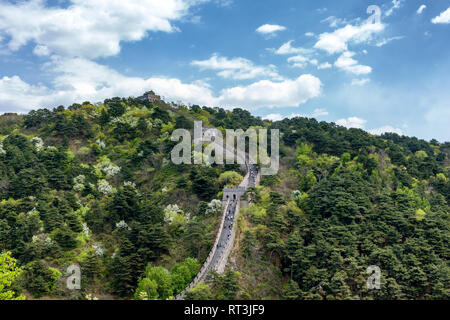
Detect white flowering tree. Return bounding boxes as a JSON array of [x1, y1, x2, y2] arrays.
[[73, 175, 86, 192], [163, 204, 188, 226], [116, 220, 131, 230], [95, 139, 106, 149], [95, 156, 121, 178], [205, 199, 222, 215], [98, 179, 113, 195], [92, 243, 104, 257], [31, 137, 44, 151]]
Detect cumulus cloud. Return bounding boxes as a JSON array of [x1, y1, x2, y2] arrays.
[[369, 126, 403, 135], [256, 24, 286, 36], [417, 5, 427, 15], [317, 62, 332, 70], [314, 21, 385, 54], [0, 57, 218, 112], [321, 16, 349, 28], [0, 58, 321, 112], [351, 78, 371, 86], [264, 114, 283, 121], [33, 45, 50, 57], [336, 117, 367, 129], [0, 75, 52, 112], [336, 116, 402, 135], [287, 55, 318, 69], [274, 40, 312, 55], [310, 108, 329, 117], [191, 54, 281, 80], [0, 0, 204, 59], [334, 51, 372, 75], [432, 7, 450, 24], [263, 108, 328, 122], [219, 74, 322, 109]]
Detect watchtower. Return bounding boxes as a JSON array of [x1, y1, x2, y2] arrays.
[[223, 187, 246, 202], [138, 90, 161, 103]]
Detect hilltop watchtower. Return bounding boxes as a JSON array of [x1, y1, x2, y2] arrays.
[[138, 90, 161, 103]]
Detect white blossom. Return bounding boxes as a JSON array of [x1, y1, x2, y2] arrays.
[[31, 137, 44, 151], [98, 179, 113, 195], [293, 190, 302, 202], [163, 204, 188, 225], [27, 207, 39, 217], [82, 223, 90, 237], [116, 220, 131, 230], [32, 235, 54, 247], [102, 164, 121, 177], [92, 243, 104, 257], [123, 181, 136, 189], [205, 199, 222, 215], [73, 175, 86, 192], [111, 114, 139, 128], [96, 139, 106, 149]]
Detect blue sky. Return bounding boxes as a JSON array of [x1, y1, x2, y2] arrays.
[[0, 0, 449, 141]]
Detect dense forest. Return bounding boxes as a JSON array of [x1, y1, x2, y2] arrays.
[[0, 95, 448, 300]]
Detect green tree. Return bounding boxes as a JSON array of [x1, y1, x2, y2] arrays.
[[0, 251, 25, 300], [185, 282, 212, 300]]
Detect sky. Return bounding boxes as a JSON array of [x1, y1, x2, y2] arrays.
[[0, 0, 449, 142]]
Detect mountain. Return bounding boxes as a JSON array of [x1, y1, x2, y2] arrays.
[[0, 94, 448, 300]]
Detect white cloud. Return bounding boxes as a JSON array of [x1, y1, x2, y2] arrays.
[[287, 55, 319, 69], [369, 126, 403, 135], [417, 5, 427, 15], [216, 0, 233, 7], [0, 0, 204, 59], [256, 24, 286, 36], [0, 75, 52, 112], [432, 7, 450, 24], [385, 0, 403, 17], [334, 51, 372, 75], [336, 116, 403, 135], [351, 78, 370, 86], [275, 40, 312, 55], [305, 32, 315, 37], [263, 108, 328, 121], [287, 55, 309, 68], [314, 21, 385, 54], [0, 58, 219, 112], [317, 62, 332, 70], [310, 108, 329, 117], [33, 45, 50, 57], [219, 74, 322, 109], [321, 16, 348, 28], [0, 58, 321, 112], [264, 114, 283, 121], [375, 36, 404, 47], [336, 117, 367, 129], [191, 54, 281, 80]]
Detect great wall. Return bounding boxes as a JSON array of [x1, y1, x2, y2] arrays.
[[174, 131, 260, 300]]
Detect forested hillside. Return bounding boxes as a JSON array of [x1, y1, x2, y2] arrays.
[[0, 95, 448, 300]]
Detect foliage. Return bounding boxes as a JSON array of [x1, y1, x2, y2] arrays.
[[0, 251, 25, 300]]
